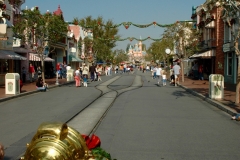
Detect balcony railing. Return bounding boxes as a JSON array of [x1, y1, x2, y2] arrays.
[[198, 39, 216, 49]]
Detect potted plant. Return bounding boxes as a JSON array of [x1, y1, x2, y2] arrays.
[[72, 17, 79, 25]]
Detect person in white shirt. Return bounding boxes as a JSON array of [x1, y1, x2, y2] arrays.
[[155, 65, 162, 86], [173, 62, 181, 86], [66, 64, 71, 70], [146, 65, 150, 71], [161, 69, 167, 86]]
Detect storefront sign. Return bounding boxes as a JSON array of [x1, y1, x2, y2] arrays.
[[223, 42, 231, 53]]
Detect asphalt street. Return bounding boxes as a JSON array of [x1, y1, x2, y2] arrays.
[[1, 70, 240, 160], [95, 71, 240, 160]]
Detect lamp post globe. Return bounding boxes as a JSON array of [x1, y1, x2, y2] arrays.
[[165, 48, 171, 55]]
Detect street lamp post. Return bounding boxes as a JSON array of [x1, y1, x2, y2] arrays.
[[165, 48, 171, 66]]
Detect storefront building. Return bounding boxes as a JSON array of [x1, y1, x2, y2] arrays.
[[0, 0, 26, 85], [190, 2, 224, 79]]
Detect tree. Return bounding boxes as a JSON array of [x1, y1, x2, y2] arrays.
[[76, 16, 119, 63], [13, 7, 68, 81], [162, 21, 200, 82], [112, 49, 128, 65], [147, 38, 174, 64]]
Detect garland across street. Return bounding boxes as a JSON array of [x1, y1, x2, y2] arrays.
[[75, 21, 195, 41]]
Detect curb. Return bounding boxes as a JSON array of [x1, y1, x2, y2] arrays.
[[0, 81, 74, 103], [179, 84, 237, 116]]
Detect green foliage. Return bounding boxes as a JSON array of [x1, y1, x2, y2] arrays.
[[162, 22, 200, 58], [147, 38, 173, 62], [12, 8, 68, 81], [113, 49, 128, 64], [13, 9, 68, 46], [77, 16, 119, 61], [91, 147, 117, 160]]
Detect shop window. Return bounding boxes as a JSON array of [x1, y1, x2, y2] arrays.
[[227, 52, 232, 76], [0, 59, 9, 74]]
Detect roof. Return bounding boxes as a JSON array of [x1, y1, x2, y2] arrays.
[[53, 5, 63, 15], [68, 25, 80, 41], [53, 5, 64, 20]]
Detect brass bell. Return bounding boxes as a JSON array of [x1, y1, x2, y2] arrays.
[[20, 122, 91, 160]]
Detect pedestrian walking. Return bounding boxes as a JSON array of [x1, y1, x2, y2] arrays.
[[89, 64, 96, 81], [152, 66, 157, 79], [107, 65, 111, 76], [173, 62, 181, 86], [82, 65, 89, 79], [29, 63, 35, 82], [74, 68, 81, 87], [119, 65, 124, 74], [22, 67, 26, 83], [155, 65, 162, 86], [62, 62, 67, 78], [162, 69, 167, 86], [96, 65, 102, 81], [115, 65, 118, 74], [83, 75, 88, 87], [198, 64, 204, 80], [105, 66, 108, 76], [123, 64, 127, 73]]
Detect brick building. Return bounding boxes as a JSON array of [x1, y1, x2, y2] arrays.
[[190, 1, 224, 79]]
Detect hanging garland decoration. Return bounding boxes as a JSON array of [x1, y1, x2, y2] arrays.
[[96, 36, 162, 42], [68, 20, 196, 42], [70, 21, 196, 29]]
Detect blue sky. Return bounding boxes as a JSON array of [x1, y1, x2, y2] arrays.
[[22, 0, 205, 51]]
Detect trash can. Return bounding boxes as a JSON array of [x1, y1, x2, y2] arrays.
[[209, 74, 224, 99], [5, 73, 20, 95], [67, 69, 74, 82]]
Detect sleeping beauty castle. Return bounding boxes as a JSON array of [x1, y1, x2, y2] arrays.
[[126, 39, 146, 64]]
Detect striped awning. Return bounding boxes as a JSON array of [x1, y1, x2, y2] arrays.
[[29, 53, 41, 61], [189, 50, 216, 59], [29, 53, 54, 62]]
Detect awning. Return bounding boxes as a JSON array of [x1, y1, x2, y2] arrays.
[[183, 58, 197, 62], [29, 53, 54, 62], [69, 55, 83, 62], [0, 50, 27, 60], [189, 50, 215, 59]]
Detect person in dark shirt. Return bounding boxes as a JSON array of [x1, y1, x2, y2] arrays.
[[89, 64, 96, 82], [36, 77, 48, 91]]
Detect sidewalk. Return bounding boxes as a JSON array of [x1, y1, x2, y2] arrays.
[[179, 76, 240, 113], [0, 77, 72, 102]]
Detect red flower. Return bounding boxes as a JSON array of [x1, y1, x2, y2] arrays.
[[82, 134, 101, 150]]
